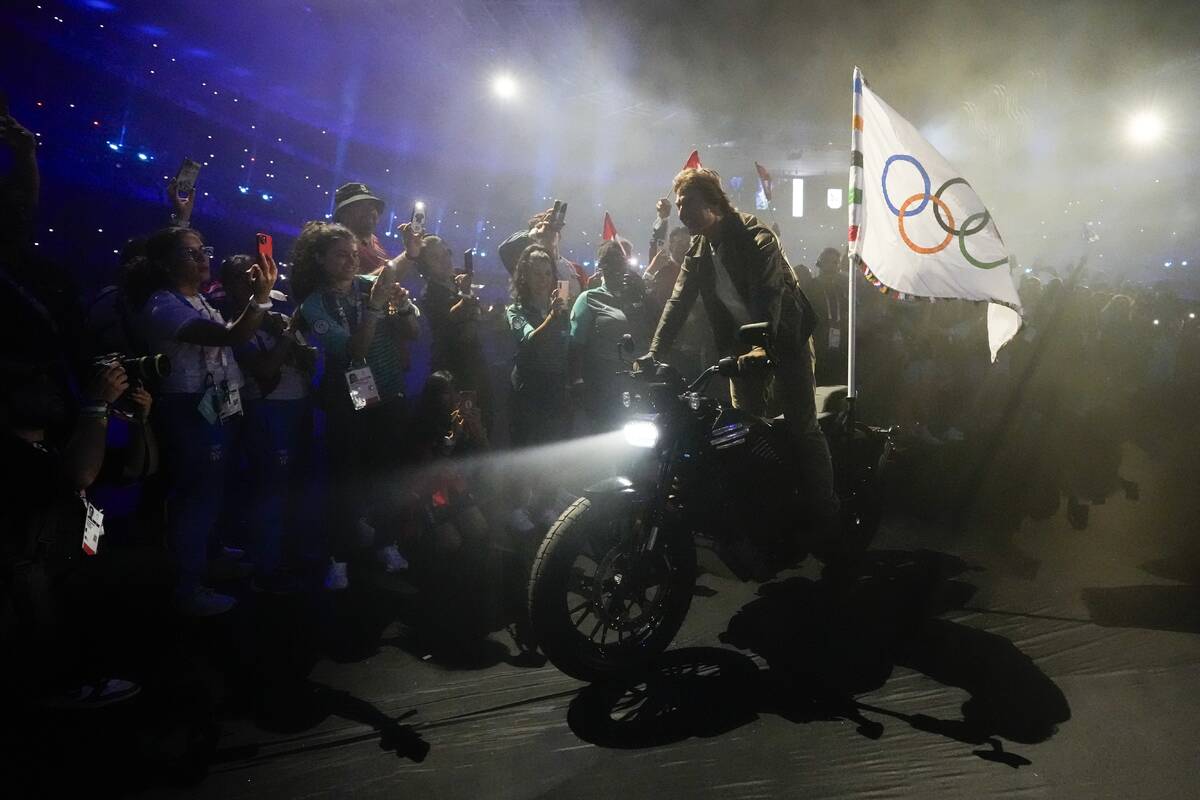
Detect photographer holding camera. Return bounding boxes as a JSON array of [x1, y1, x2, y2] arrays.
[[221, 255, 315, 592], [135, 226, 278, 616], [1, 358, 155, 708]]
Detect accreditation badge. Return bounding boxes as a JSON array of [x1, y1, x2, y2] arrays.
[[81, 496, 105, 556], [345, 366, 381, 411], [218, 381, 243, 420]]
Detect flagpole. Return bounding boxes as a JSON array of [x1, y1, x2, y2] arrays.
[[847, 66, 864, 401]]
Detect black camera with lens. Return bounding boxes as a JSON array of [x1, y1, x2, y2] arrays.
[[90, 353, 171, 417]]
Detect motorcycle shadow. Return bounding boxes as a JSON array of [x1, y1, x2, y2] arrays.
[[567, 549, 1068, 764]]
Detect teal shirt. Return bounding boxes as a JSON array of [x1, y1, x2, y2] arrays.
[[570, 280, 648, 383], [506, 302, 568, 385], [299, 275, 410, 401]]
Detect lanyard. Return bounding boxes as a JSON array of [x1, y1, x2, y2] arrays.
[[328, 281, 363, 333], [170, 290, 229, 376]]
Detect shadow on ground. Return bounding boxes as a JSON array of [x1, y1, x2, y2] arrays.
[[567, 549, 1069, 767]]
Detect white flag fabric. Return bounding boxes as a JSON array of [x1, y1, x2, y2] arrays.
[[848, 67, 1022, 361]]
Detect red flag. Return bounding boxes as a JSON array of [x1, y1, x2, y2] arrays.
[[684, 150, 701, 170], [602, 212, 619, 242], [755, 161, 773, 202]]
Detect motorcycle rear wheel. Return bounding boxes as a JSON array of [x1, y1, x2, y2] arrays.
[[528, 497, 697, 683]]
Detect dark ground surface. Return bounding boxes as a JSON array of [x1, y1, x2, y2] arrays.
[[8, 430, 1200, 799]]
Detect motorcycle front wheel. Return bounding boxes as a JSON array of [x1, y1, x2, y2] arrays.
[[528, 497, 697, 683]]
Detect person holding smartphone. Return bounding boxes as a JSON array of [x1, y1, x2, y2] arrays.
[[221, 254, 315, 593], [568, 240, 653, 433], [415, 235, 493, 432], [291, 220, 421, 586], [498, 205, 588, 297], [135, 226, 277, 616], [505, 244, 570, 448], [332, 181, 416, 281]]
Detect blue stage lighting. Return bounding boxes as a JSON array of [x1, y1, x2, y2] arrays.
[[238, 186, 250, 194], [107, 142, 120, 151], [261, 193, 273, 201], [137, 153, 149, 161]]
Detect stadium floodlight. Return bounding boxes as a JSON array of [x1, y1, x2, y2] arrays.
[[1127, 111, 1165, 146], [492, 73, 519, 101]]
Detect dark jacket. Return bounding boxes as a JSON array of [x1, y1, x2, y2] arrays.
[[649, 212, 817, 357], [498, 229, 589, 289]]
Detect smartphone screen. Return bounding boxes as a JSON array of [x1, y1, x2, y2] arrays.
[[458, 390, 477, 412], [463, 249, 474, 275], [556, 279, 571, 302], [411, 202, 426, 236], [176, 158, 202, 196], [256, 232, 274, 260]]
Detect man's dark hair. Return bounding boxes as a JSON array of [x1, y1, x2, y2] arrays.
[[596, 240, 625, 272], [671, 168, 737, 218]]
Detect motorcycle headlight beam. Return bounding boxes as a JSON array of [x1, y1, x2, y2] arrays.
[[622, 420, 660, 448]]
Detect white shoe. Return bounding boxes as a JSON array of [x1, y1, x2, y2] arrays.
[[376, 544, 409, 573], [178, 587, 237, 617], [324, 560, 349, 591]]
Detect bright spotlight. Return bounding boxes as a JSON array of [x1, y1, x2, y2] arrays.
[[1127, 111, 1165, 146], [492, 73, 519, 100]]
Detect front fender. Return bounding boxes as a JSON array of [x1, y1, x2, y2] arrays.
[[581, 476, 649, 514]]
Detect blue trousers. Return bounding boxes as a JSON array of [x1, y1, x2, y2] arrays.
[[153, 393, 242, 596]]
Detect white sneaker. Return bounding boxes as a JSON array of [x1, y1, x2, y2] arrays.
[[324, 560, 349, 591], [178, 587, 237, 617], [376, 544, 409, 573]]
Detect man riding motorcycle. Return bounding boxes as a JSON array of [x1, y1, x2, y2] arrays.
[[637, 167, 839, 531]]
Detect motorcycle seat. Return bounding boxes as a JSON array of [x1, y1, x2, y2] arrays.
[[815, 385, 849, 420]]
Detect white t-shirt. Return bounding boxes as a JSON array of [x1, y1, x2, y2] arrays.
[[140, 290, 245, 394], [710, 245, 752, 329]]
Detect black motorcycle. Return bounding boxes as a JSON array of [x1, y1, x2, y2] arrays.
[[527, 323, 895, 682]]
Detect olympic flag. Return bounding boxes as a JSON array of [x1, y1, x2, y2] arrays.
[[848, 67, 1022, 362]]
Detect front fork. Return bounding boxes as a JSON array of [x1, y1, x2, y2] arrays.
[[631, 438, 684, 557]]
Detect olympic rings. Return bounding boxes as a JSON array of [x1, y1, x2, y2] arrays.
[[882, 153, 1005, 268], [881, 154, 930, 217], [933, 178, 990, 237], [957, 213, 1010, 269], [898, 193, 954, 255]]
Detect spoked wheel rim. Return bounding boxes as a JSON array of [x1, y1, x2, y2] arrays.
[[564, 517, 681, 658]]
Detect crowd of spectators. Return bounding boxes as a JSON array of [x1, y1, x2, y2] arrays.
[[2, 102, 1197, 719]]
